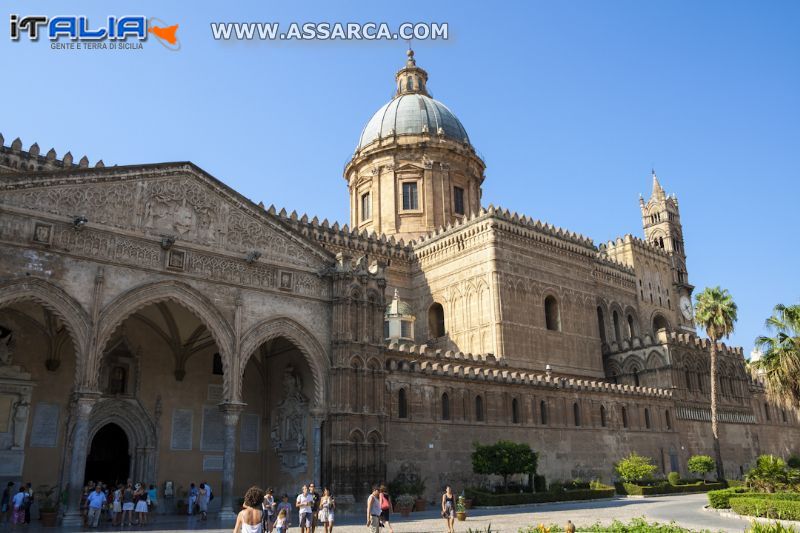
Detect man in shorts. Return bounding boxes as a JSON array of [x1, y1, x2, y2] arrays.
[[295, 485, 314, 533]]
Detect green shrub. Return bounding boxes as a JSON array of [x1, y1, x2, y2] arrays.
[[617, 481, 726, 496], [615, 452, 658, 483], [727, 479, 746, 488], [518, 517, 719, 532], [667, 472, 681, 486], [533, 474, 547, 493], [747, 455, 790, 492], [730, 496, 800, 520], [465, 485, 614, 507], [707, 487, 750, 508], [688, 455, 716, 480], [746, 520, 799, 533], [472, 441, 538, 490]]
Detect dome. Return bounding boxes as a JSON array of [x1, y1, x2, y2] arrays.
[[385, 289, 414, 318], [357, 93, 470, 151]]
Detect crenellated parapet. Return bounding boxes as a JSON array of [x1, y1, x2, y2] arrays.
[[605, 329, 745, 358], [384, 341, 673, 399], [598, 233, 672, 264], [0, 133, 106, 174]]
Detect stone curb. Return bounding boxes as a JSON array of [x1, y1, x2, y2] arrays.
[[703, 504, 800, 527], [474, 497, 619, 510]]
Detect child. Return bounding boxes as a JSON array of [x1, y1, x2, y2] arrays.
[[275, 508, 288, 533], [276, 495, 292, 531]]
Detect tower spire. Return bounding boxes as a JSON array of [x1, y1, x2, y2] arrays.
[[395, 48, 429, 96], [651, 169, 665, 201]]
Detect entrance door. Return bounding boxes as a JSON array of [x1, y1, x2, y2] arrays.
[[85, 423, 130, 486]]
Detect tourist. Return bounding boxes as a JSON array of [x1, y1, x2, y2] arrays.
[[134, 483, 149, 525], [276, 495, 292, 531], [80, 485, 90, 527], [86, 485, 105, 528], [379, 485, 393, 533], [441, 485, 455, 533], [10, 487, 26, 529], [366, 486, 382, 533], [317, 488, 334, 533], [1, 482, 14, 523], [22, 483, 33, 524], [187, 483, 198, 515], [274, 508, 288, 533], [121, 483, 135, 526], [198, 483, 209, 521], [308, 483, 320, 533], [111, 484, 123, 526], [233, 486, 265, 533], [147, 484, 158, 515], [203, 481, 214, 506], [296, 485, 314, 533], [261, 489, 276, 532]]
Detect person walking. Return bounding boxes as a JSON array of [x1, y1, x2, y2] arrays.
[[86, 485, 105, 528], [147, 485, 158, 516], [111, 484, 123, 526], [121, 483, 135, 526], [261, 489, 276, 533], [134, 483, 149, 525], [198, 483, 209, 521], [366, 486, 381, 533], [233, 486, 265, 533], [317, 488, 334, 533], [441, 485, 455, 533], [1, 482, 14, 524], [187, 483, 198, 516], [10, 487, 26, 529], [308, 483, 320, 533], [295, 485, 314, 533], [22, 483, 33, 525], [379, 485, 394, 533]]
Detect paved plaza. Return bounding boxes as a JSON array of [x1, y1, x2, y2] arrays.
[[0, 494, 754, 533]]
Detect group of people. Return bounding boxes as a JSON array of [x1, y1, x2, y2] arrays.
[[80, 480, 158, 528], [234, 483, 339, 533], [1, 482, 34, 528], [186, 482, 214, 520]]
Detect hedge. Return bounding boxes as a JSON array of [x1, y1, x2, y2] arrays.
[[615, 481, 727, 496], [730, 496, 800, 521], [707, 487, 750, 508], [464, 486, 615, 506]]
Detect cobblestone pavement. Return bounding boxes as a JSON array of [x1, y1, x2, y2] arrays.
[[0, 494, 750, 533]]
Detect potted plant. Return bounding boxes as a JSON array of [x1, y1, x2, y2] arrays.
[[396, 494, 415, 517], [409, 478, 427, 511], [175, 486, 187, 515], [35, 485, 59, 527], [456, 495, 467, 521]]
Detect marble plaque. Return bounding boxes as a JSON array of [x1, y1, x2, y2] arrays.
[[0, 394, 12, 433], [0, 451, 24, 475], [207, 384, 223, 403], [29, 403, 59, 447], [200, 405, 225, 452], [170, 409, 193, 451], [239, 413, 260, 453], [202, 455, 223, 471]]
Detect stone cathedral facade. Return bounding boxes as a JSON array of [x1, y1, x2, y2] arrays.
[[0, 51, 797, 521]]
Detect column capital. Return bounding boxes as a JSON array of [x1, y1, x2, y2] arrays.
[[71, 390, 101, 415], [218, 401, 246, 426]]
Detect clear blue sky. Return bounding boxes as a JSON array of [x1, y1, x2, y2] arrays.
[[3, 1, 798, 354]]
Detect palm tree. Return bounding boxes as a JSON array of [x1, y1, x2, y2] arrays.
[[752, 304, 800, 406], [694, 286, 738, 481]]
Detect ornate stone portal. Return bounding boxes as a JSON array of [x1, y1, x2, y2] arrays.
[[270, 366, 308, 476], [0, 327, 34, 477]]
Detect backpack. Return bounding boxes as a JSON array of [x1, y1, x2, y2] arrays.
[[379, 493, 390, 511]]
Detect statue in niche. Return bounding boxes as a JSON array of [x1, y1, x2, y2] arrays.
[[270, 366, 308, 475], [0, 326, 13, 366], [11, 400, 29, 449]]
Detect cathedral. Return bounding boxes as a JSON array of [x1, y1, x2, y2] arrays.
[[0, 50, 797, 522]]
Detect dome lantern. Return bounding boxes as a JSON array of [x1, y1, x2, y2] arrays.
[[395, 48, 429, 97]]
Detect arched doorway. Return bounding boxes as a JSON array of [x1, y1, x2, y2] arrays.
[[85, 423, 130, 485]]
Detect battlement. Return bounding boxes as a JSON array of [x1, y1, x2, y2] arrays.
[[599, 233, 672, 261], [385, 341, 672, 399], [0, 133, 106, 173], [605, 330, 745, 358]]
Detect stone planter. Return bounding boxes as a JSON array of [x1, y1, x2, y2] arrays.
[[464, 498, 473, 510], [39, 511, 58, 527], [456, 511, 467, 522], [414, 498, 426, 512]]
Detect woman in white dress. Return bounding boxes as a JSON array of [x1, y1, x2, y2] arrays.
[[317, 488, 335, 533], [134, 483, 149, 525]]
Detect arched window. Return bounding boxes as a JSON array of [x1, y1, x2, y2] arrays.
[[644, 408, 651, 429], [573, 402, 581, 427], [511, 398, 520, 424], [544, 296, 560, 331], [600, 405, 607, 427], [406, 76, 413, 90], [783, 410, 788, 423], [212, 353, 224, 375], [665, 410, 672, 430], [685, 369, 692, 390], [475, 395, 484, 422], [697, 372, 704, 393], [597, 307, 606, 343], [613, 311, 622, 343], [659, 237, 664, 248], [428, 303, 445, 338], [653, 315, 670, 334], [540, 400, 548, 425], [633, 368, 640, 387], [398, 388, 408, 419], [622, 406, 629, 428], [627, 315, 635, 339], [441, 393, 450, 420]]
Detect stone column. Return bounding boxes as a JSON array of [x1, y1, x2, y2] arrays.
[[62, 392, 100, 526], [218, 402, 245, 522], [310, 411, 325, 486]]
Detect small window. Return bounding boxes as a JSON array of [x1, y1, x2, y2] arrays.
[[765, 403, 770, 421], [597, 307, 606, 343], [428, 303, 445, 338], [212, 353, 224, 375], [665, 410, 672, 430], [361, 192, 371, 222], [441, 393, 450, 420], [685, 369, 692, 390], [402, 182, 419, 210], [406, 76, 413, 91], [633, 368, 640, 387], [573, 403, 581, 427], [475, 395, 484, 422], [400, 320, 412, 339], [540, 400, 548, 425], [782, 410, 788, 423], [511, 398, 519, 424], [622, 406, 629, 428], [453, 186, 465, 215], [645, 408, 651, 429], [600, 405, 607, 427], [613, 311, 622, 343], [627, 315, 635, 338], [544, 296, 560, 331], [383, 321, 390, 339], [398, 388, 408, 419]]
